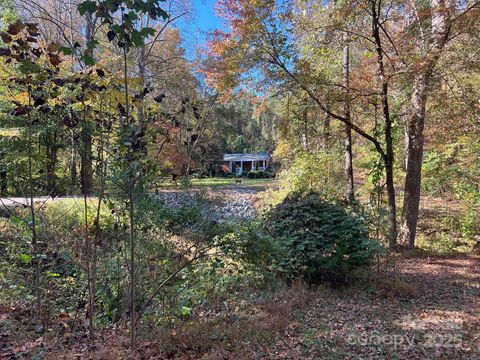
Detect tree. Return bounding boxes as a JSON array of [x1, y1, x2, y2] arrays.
[[400, 0, 479, 247]]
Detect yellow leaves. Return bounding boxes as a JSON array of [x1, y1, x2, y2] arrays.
[[0, 128, 20, 137], [273, 139, 291, 159], [46, 42, 60, 53]]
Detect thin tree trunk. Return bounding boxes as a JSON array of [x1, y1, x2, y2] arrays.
[[0, 168, 6, 195], [68, 0, 77, 191], [83, 193, 92, 342], [402, 112, 409, 171], [323, 115, 330, 149], [80, 124, 92, 194], [122, 40, 136, 347], [70, 129, 77, 188], [302, 105, 308, 150], [128, 188, 135, 346], [137, 43, 146, 125], [88, 108, 111, 345], [80, 12, 94, 195], [343, 32, 354, 203], [372, 1, 397, 247], [137, 40, 148, 190], [27, 88, 41, 322], [46, 131, 57, 195]]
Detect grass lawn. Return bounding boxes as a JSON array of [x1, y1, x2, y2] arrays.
[[157, 176, 277, 189]]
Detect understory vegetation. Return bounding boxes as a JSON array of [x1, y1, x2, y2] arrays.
[[0, 0, 479, 359]]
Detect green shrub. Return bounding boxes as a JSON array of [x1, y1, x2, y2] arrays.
[[461, 206, 479, 240], [246, 170, 271, 179], [264, 192, 383, 283], [217, 220, 279, 271]]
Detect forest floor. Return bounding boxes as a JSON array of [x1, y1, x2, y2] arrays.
[[1, 253, 478, 359], [255, 253, 480, 360]]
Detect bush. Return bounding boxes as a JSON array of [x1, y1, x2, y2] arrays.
[[461, 206, 479, 240], [247, 171, 257, 179], [217, 220, 279, 271], [246, 170, 271, 179], [265, 192, 383, 283]]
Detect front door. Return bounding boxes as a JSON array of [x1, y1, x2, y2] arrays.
[[235, 162, 242, 175]]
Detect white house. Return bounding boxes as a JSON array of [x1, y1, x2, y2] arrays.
[[222, 153, 270, 176]]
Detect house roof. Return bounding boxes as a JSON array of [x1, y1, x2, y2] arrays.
[[223, 153, 270, 162]]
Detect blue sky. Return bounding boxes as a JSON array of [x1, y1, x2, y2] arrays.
[[177, 0, 223, 60]]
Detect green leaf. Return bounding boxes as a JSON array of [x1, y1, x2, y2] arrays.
[[130, 30, 143, 47], [157, 8, 169, 20], [111, 24, 122, 34], [10, 215, 23, 226], [78, 1, 97, 16], [81, 54, 95, 66], [86, 40, 99, 50], [19, 253, 31, 264], [59, 46, 73, 55], [141, 27, 156, 37], [46, 272, 61, 278], [180, 306, 191, 316], [126, 11, 138, 21], [22, 229, 32, 238]]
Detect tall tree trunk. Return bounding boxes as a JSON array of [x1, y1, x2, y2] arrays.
[[302, 105, 309, 150], [27, 88, 41, 323], [400, 74, 427, 247], [343, 32, 354, 203], [45, 130, 58, 195], [137, 43, 146, 125], [402, 112, 409, 171], [372, 1, 397, 247], [136, 25, 148, 190], [400, 0, 450, 247], [80, 12, 94, 195], [80, 115, 92, 194], [70, 129, 77, 188], [68, 2, 77, 191], [323, 114, 330, 149], [0, 151, 7, 195]]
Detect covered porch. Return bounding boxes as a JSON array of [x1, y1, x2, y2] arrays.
[[223, 153, 270, 176]]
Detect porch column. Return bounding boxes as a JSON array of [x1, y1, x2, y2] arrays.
[[240, 161, 243, 175], [251, 160, 254, 171], [229, 161, 232, 172]]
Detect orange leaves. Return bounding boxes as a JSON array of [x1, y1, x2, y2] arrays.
[[203, 28, 244, 95], [204, 0, 282, 98], [206, 30, 232, 57]]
